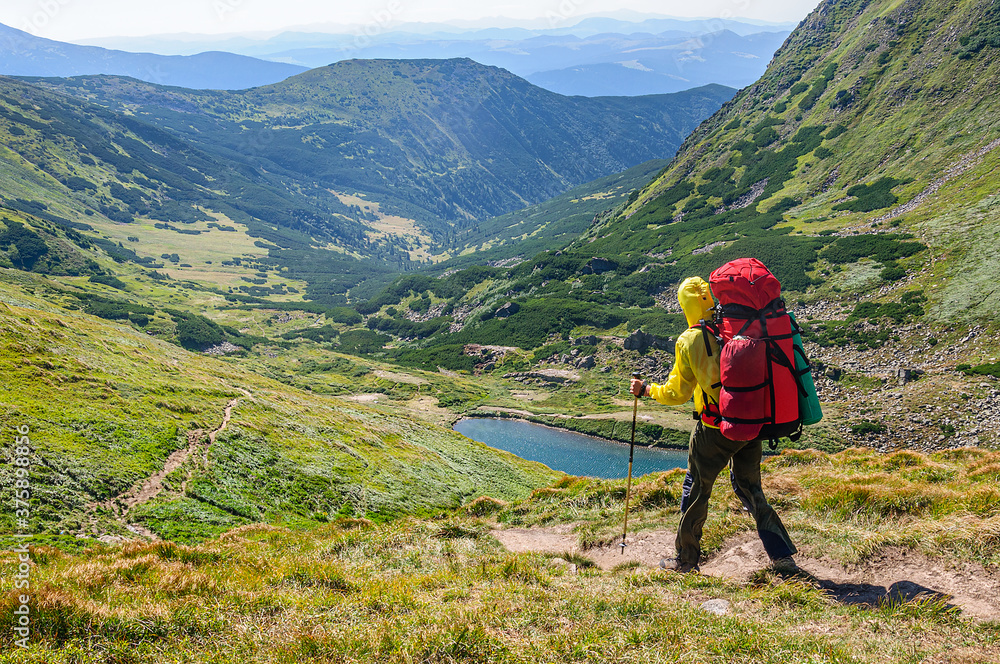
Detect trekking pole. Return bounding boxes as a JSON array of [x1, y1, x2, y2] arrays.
[[621, 371, 640, 554]]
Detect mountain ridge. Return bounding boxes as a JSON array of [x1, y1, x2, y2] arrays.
[[0, 21, 308, 89], [23, 59, 735, 232]]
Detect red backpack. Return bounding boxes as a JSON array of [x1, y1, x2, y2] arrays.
[[709, 258, 803, 443]]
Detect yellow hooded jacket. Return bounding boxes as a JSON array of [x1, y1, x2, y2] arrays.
[[645, 276, 722, 428]]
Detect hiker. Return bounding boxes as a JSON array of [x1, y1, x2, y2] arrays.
[[629, 275, 798, 573]]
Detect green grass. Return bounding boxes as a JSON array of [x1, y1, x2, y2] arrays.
[[5, 447, 1000, 663], [0, 279, 557, 546]]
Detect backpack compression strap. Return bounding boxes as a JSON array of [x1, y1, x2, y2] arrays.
[[719, 298, 793, 339]]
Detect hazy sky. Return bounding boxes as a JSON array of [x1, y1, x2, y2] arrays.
[[3, 0, 819, 41]]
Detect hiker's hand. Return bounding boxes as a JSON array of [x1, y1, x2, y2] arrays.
[[630, 377, 647, 397]]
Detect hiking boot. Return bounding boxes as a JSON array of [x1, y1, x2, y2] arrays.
[[660, 558, 699, 574], [770, 556, 799, 573]]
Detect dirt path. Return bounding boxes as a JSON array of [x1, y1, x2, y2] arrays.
[[105, 391, 247, 539], [492, 526, 1000, 621], [114, 427, 206, 515]]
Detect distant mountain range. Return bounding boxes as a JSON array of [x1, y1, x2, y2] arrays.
[[249, 29, 788, 97], [1, 58, 733, 305], [48, 16, 794, 97], [77, 16, 797, 55], [523, 30, 790, 96], [0, 22, 307, 89], [24, 59, 735, 232]]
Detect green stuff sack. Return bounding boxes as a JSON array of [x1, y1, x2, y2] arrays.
[[788, 312, 823, 426]]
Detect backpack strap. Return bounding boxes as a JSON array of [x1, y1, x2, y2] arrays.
[[771, 422, 804, 451], [693, 320, 720, 357], [793, 344, 813, 378], [767, 341, 809, 398]]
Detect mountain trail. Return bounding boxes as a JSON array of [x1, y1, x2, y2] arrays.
[[97, 391, 248, 540], [492, 526, 1000, 620], [842, 136, 1000, 233]]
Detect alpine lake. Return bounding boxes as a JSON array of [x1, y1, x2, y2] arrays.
[[454, 418, 688, 479]]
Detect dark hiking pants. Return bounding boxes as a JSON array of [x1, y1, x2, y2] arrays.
[[675, 421, 797, 566]]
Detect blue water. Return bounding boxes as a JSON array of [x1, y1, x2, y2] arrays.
[[454, 418, 688, 478]]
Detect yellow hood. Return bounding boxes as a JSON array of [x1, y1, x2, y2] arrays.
[[678, 276, 715, 327]]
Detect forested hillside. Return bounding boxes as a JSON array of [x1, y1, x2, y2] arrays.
[[26, 60, 734, 234]]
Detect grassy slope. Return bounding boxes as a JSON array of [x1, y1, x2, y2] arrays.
[[2, 3, 1000, 658], [4, 447, 1000, 662], [616, 0, 1000, 322], [0, 271, 557, 548]]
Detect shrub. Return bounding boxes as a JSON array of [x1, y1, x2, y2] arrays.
[[83, 297, 154, 322], [391, 344, 475, 372], [880, 265, 906, 281], [281, 325, 339, 343], [825, 124, 848, 140], [833, 177, 907, 213], [175, 316, 224, 350], [821, 233, 924, 264], [625, 311, 686, 339], [956, 362, 1000, 379], [327, 307, 363, 325], [63, 176, 97, 191], [753, 126, 779, 148], [89, 274, 128, 290], [847, 292, 926, 324], [409, 296, 432, 313], [338, 329, 391, 355], [851, 420, 886, 436], [798, 62, 838, 111], [956, 6, 1000, 59], [0, 221, 49, 269]]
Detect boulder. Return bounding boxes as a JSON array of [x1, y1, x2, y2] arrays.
[[583, 257, 618, 274], [895, 367, 924, 384], [701, 599, 731, 616], [495, 301, 520, 318], [624, 329, 673, 353]]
